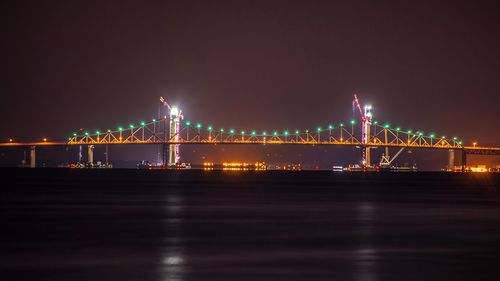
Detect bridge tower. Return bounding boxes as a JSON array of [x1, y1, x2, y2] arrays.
[[160, 97, 183, 167], [168, 106, 182, 167], [354, 94, 373, 167], [363, 105, 373, 166]]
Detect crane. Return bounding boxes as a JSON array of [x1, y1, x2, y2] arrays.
[[379, 130, 421, 167], [160, 96, 183, 120], [353, 94, 366, 125]]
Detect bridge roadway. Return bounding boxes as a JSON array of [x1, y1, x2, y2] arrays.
[[0, 140, 499, 155]]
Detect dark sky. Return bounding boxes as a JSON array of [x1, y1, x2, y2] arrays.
[[1, 0, 499, 167]]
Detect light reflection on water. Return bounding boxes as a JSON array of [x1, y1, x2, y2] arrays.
[[161, 193, 185, 281], [356, 201, 377, 281]]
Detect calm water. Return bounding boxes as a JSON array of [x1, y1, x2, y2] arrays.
[[1, 169, 500, 281]]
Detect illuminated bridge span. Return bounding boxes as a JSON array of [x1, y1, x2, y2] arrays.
[[67, 118, 464, 149], [1, 94, 499, 169]]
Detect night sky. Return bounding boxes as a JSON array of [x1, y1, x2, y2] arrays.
[[1, 0, 499, 168]]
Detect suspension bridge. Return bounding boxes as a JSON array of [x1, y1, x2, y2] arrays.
[[1, 94, 499, 170]]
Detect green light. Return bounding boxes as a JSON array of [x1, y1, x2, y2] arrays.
[[152, 118, 156, 122], [262, 131, 267, 136], [196, 123, 202, 129], [453, 136, 457, 140], [317, 127, 322, 132], [458, 141, 463, 145], [118, 127, 123, 131], [418, 132, 423, 136], [68, 137, 72, 141], [95, 130, 100, 134], [229, 129, 234, 134], [441, 135, 445, 139], [374, 121, 378, 125], [140, 121, 145, 126], [430, 134, 435, 138], [350, 119, 356, 125], [340, 123, 344, 127], [207, 126, 213, 131], [240, 130, 245, 134], [284, 130, 289, 136], [72, 133, 77, 136], [273, 131, 278, 136], [129, 124, 134, 129], [251, 131, 256, 135], [220, 128, 224, 132], [384, 124, 389, 129], [84, 132, 89, 136], [186, 121, 191, 126], [407, 130, 412, 134], [328, 125, 333, 129], [396, 127, 401, 131], [107, 129, 111, 133], [295, 130, 299, 134]]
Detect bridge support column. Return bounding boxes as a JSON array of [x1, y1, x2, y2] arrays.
[[448, 149, 455, 171], [87, 145, 94, 164], [162, 143, 168, 166], [30, 146, 36, 168], [365, 147, 371, 167], [461, 150, 467, 173], [105, 144, 109, 165], [78, 145, 83, 163]]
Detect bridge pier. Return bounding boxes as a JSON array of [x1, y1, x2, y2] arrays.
[[365, 146, 371, 167], [461, 150, 467, 172], [448, 149, 455, 171], [78, 145, 83, 163], [162, 143, 168, 166], [87, 145, 94, 164], [30, 146, 36, 168], [105, 144, 109, 165]]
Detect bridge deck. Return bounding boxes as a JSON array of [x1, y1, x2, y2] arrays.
[[0, 141, 499, 154]]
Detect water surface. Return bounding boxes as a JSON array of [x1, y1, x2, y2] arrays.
[[1, 169, 499, 280]]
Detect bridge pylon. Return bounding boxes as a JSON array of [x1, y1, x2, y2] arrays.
[[354, 94, 373, 166], [168, 106, 183, 167], [159, 97, 184, 167]]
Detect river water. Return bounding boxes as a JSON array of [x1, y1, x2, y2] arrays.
[[1, 169, 499, 280]]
